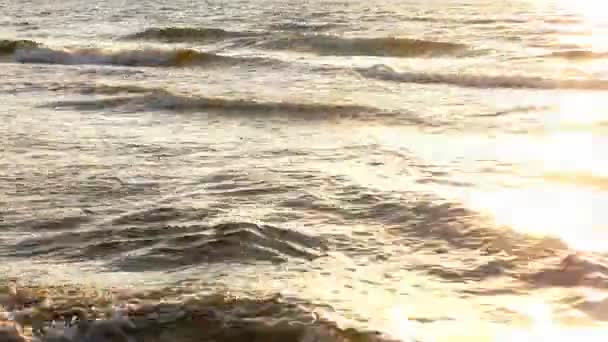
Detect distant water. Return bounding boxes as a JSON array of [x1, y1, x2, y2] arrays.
[[1, 0, 607, 341]]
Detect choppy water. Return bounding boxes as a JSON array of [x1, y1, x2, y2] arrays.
[[1, 0, 608, 340]]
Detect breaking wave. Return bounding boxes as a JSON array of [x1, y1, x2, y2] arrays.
[[13, 46, 254, 67], [0, 283, 395, 342], [46, 89, 376, 117], [358, 64, 608, 90], [259, 34, 469, 57], [124, 26, 257, 42]]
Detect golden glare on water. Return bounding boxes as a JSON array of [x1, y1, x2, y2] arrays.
[[463, 185, 606, 252], [359, 117, 607, 253], [557, 33, 608, 52], [545, 94, 608, 132], [556, 0, 608, 23], [459, 91, 608, 252], [547, 0, 608, 52], [497, 301, 608, 342], [463, 131, 605, 252], [386, 299, 608, 342]]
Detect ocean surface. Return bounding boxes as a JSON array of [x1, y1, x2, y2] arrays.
[[1, 0, 607, 340]]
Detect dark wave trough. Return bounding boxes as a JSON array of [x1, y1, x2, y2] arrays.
[[0, 39, 39, 55], [124, 26, 258, 42], [45, 89, 376, 117]]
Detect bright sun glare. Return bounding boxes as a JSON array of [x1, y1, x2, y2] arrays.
[[560, 0, 608, 22], [498, 301, 608, 342], [545, 0, 608, 51]]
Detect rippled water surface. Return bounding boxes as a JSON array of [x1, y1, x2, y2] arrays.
[[1, 0, 607, 341]]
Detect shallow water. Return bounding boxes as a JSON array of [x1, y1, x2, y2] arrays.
[[1, 0, 607, 341]]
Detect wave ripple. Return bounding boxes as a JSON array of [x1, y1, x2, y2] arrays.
[[359, 64, 608, 90], [123, 27, 468, 58], [547, 50, 608, 60], [8, 220, 327, 271]]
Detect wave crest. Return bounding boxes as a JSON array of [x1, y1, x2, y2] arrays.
[[122, 27, 468, 58], [14, 46, 241, 67], [260, 34, 468, 57], [358, 64, 608, 90]]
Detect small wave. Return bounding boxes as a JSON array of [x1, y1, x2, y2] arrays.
[[279, 184, 568, 263], [473, 105, 554, 117], [358, 65, 608, 90], [268, 22, 339, 32], [123, 28, 467, 58], [43, 82, 155, 95], [0, 39, 39, 55], [424, 259, 513, 282], [46, 89, 375, 117], [546, 50, 608, 60], [521, 254, 608, 288], [9, 221, 327, 270], [544, 17, 584, 24], [463, 18, 528, 24], [24, 215, 92, 231], [403, 16, 527, 24], [124, 26, 255, 42], [259, 34, 468, 57], [75, 84, 154, 95], [13, 46, 246, 67]]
